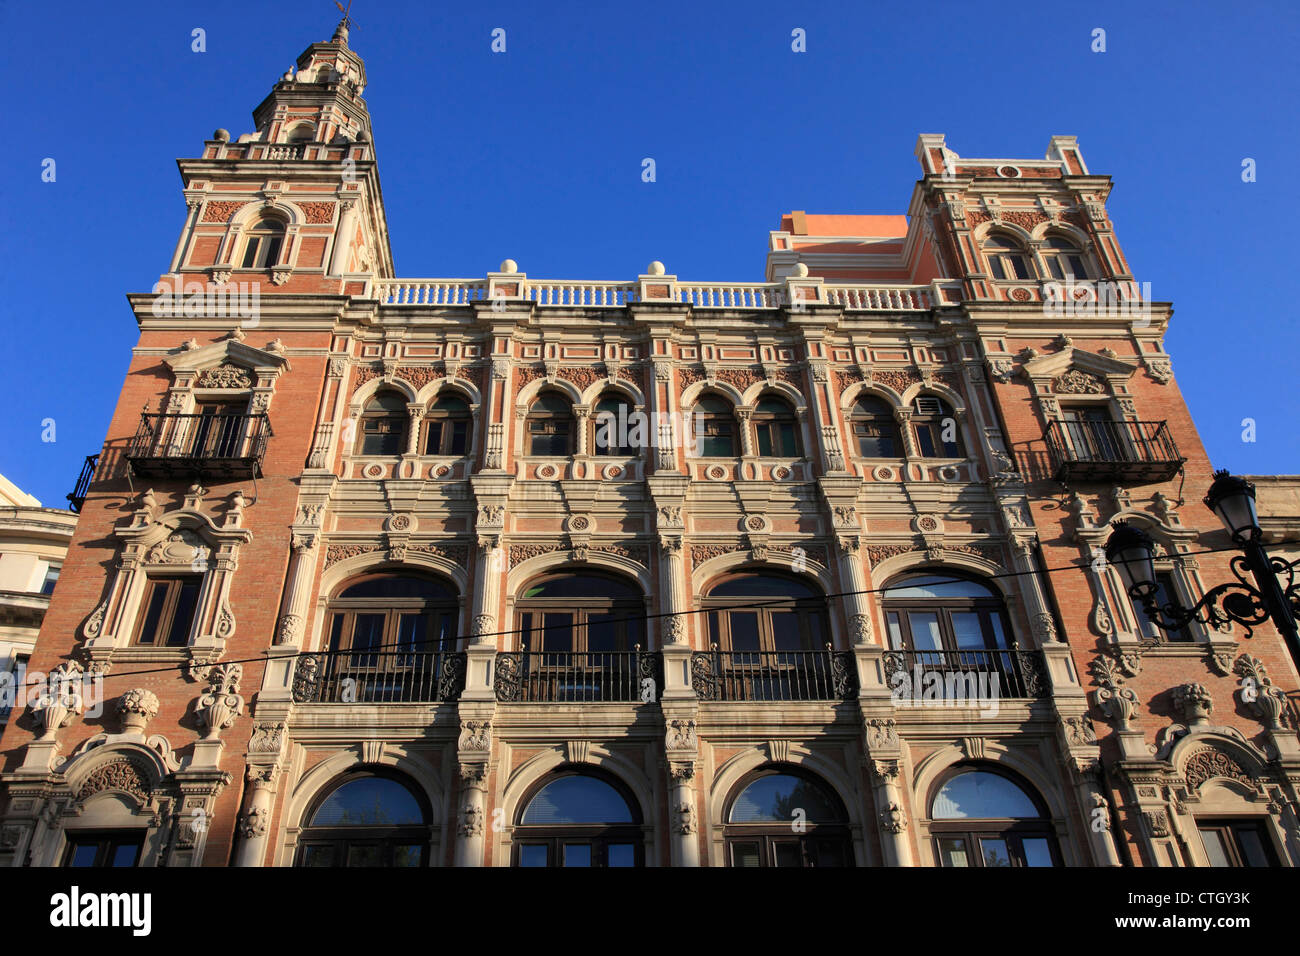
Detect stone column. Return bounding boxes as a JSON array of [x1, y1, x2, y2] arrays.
[[668, 760, 700, 866], [871, 758, 914, 866], [1072, 762, 1122, 866], [453, 762, 489, 866], [275, 530, 321, 647], [573, 405, 591, 457], [169, 200, 202, 273], [836, 534, 873, 646], [894, 407, 918, 458], [329, 199, 359, 275], [736, 407, 754, 457], [471, 532, 503, 646], [234, 766, 278, 866]]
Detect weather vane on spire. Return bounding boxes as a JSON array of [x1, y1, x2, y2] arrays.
[[334, 0, 361, 36]]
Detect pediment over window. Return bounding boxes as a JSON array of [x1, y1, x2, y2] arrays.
[[1021, 346, 1137, 385], [164, 339, 291, 385]]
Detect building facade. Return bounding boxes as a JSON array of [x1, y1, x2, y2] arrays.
[[0, 476, 76, 731], [1, 20, 1297, 868]]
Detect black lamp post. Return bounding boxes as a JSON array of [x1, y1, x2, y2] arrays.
[[1105, 470, 1300, 674]]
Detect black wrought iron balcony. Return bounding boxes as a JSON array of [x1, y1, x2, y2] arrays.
[[690, 645, 858, 702], [66, 454, 98, 512], [1045, 419, 1183, 484], [125, 412, 272, 480], [882, 647, 1047, 701], [494, 649, 663, 703], [291, 650, 466, 704]]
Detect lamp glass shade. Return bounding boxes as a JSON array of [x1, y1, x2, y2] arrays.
[[1204, 472, 1259, 543], [1105, 523, 1157, 599]]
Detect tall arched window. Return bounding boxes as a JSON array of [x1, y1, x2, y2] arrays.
[[929, 766, 1058, 867], [724, 768, 851, 867], [240, 217, 286, 269], [357, 390, 410, 456], [526, 391, 575, 456], [702, 572, 833, 700], [285, 123, 315, 144], [882, 573, 1010, 658], [911, 395, 963, 458], [983, 234, 1032, 281], [295, 771, 431, 867], [882, 572, 1031, 698], [323, 572, 460, 702], [513, 769, 643, 867], [1041, 235, 1092, 280], [513, 572, 647, 701], [753, 396, 802, 457], [422, 393, 471, 456], [693, 394, 739, 457], [592, 392, 637, 456], [850, 395, 902, 458]]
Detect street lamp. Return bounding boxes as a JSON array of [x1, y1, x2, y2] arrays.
[[1105, 471, 1300, 674]]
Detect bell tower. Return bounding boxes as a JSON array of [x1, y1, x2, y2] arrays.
[[165, 17, 394, 295]]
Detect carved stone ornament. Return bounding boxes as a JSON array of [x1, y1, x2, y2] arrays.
[[675, 802, 696, 834], [849, 613, 873, 646], [195, 663, 245, 740], [1171, 682, 1213, 727], [458, 720, 491, 752], [458, 805, 484, 837], [195, 363, 253, 389], [1052, 369, 1107, 395], [1090, 656, 1139, 731], [117, 688, 160, 734], [880, 801, 908, 833], [866, 717, 898, 749], [1183, 748, 1253, 793], [666, 719, 697, 752], [1232, 654, 1287, 730], [248, 721, 286, 755], [77, 757, 153, 804], [987, 359, 1014, 384], [1145, 809, 1171, 838], [30, 660, 86, 739], [145, 529, 209, 567]]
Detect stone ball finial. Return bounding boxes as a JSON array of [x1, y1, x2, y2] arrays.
[[500, 259, 518, 274], [647, 260, 666, 276], [214, 129, 230, 142], [792, 262, 809, 277]]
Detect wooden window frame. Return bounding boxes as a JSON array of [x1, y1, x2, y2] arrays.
[[511, 769, 645, 868], [422, 397, 472, 457], [1041, 237, 1093, 281], [61, 831, 146, 868], [984, 236, 1033, 281], [591, 395, 637, 457], [526, 394, 576, 457], [132, 574, 203, 647], [1196, 818, 1281, 867], [850, 397, 902, 458], [929, 766, 1059, 868], [694, 396, 739, 458], [240, 219, 286, 270], [753, 399, 802, 458], [357, 393, 409, 457], [293, 771, 432, 868], [722, 768, 852, 868], [911, 398, 963, 458]]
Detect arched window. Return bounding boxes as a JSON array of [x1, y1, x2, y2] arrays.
[[724, 768, 851, 867], [929, 766, 1058, 867], [882, 573, 1010, 657], [514, 769, 643, 867], [240, 217, 286, 269], [850, 395, 902, 458], [285, 123, 315, 144], [1041, 236, 1092, 280], [323, 573, 460, 702], [357, 390, 410, 456], [592, 392, 637, 456], [703, 573, 832, 700], [513, 572, 647, 701], [911, 395, 963, 458], [983, 234, 1032, 281], [753, 396, 802, 457], [422, 393, 471, 456], [692, 394, 739, 457], [295, 771, 431, 867], [526, 391, 575, 456]]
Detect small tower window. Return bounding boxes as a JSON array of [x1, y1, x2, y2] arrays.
[[983, 234, 1032, 281], [423, 394, 471, 456], [1042, 236, 1092, 280], [240, 218, 286, 269]]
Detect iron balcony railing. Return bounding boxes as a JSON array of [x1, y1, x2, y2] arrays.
[[125, 412, 272, 480], [66, 454, 98, 512], [494, 648, 663, 703], [690, 645, 858, 702], [291, 650, 466, 704], [882, 647, 1048, 701], [1045, 419, 1183, 484]]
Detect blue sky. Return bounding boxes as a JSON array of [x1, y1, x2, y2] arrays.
[[1, 0, 1296, 505]]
